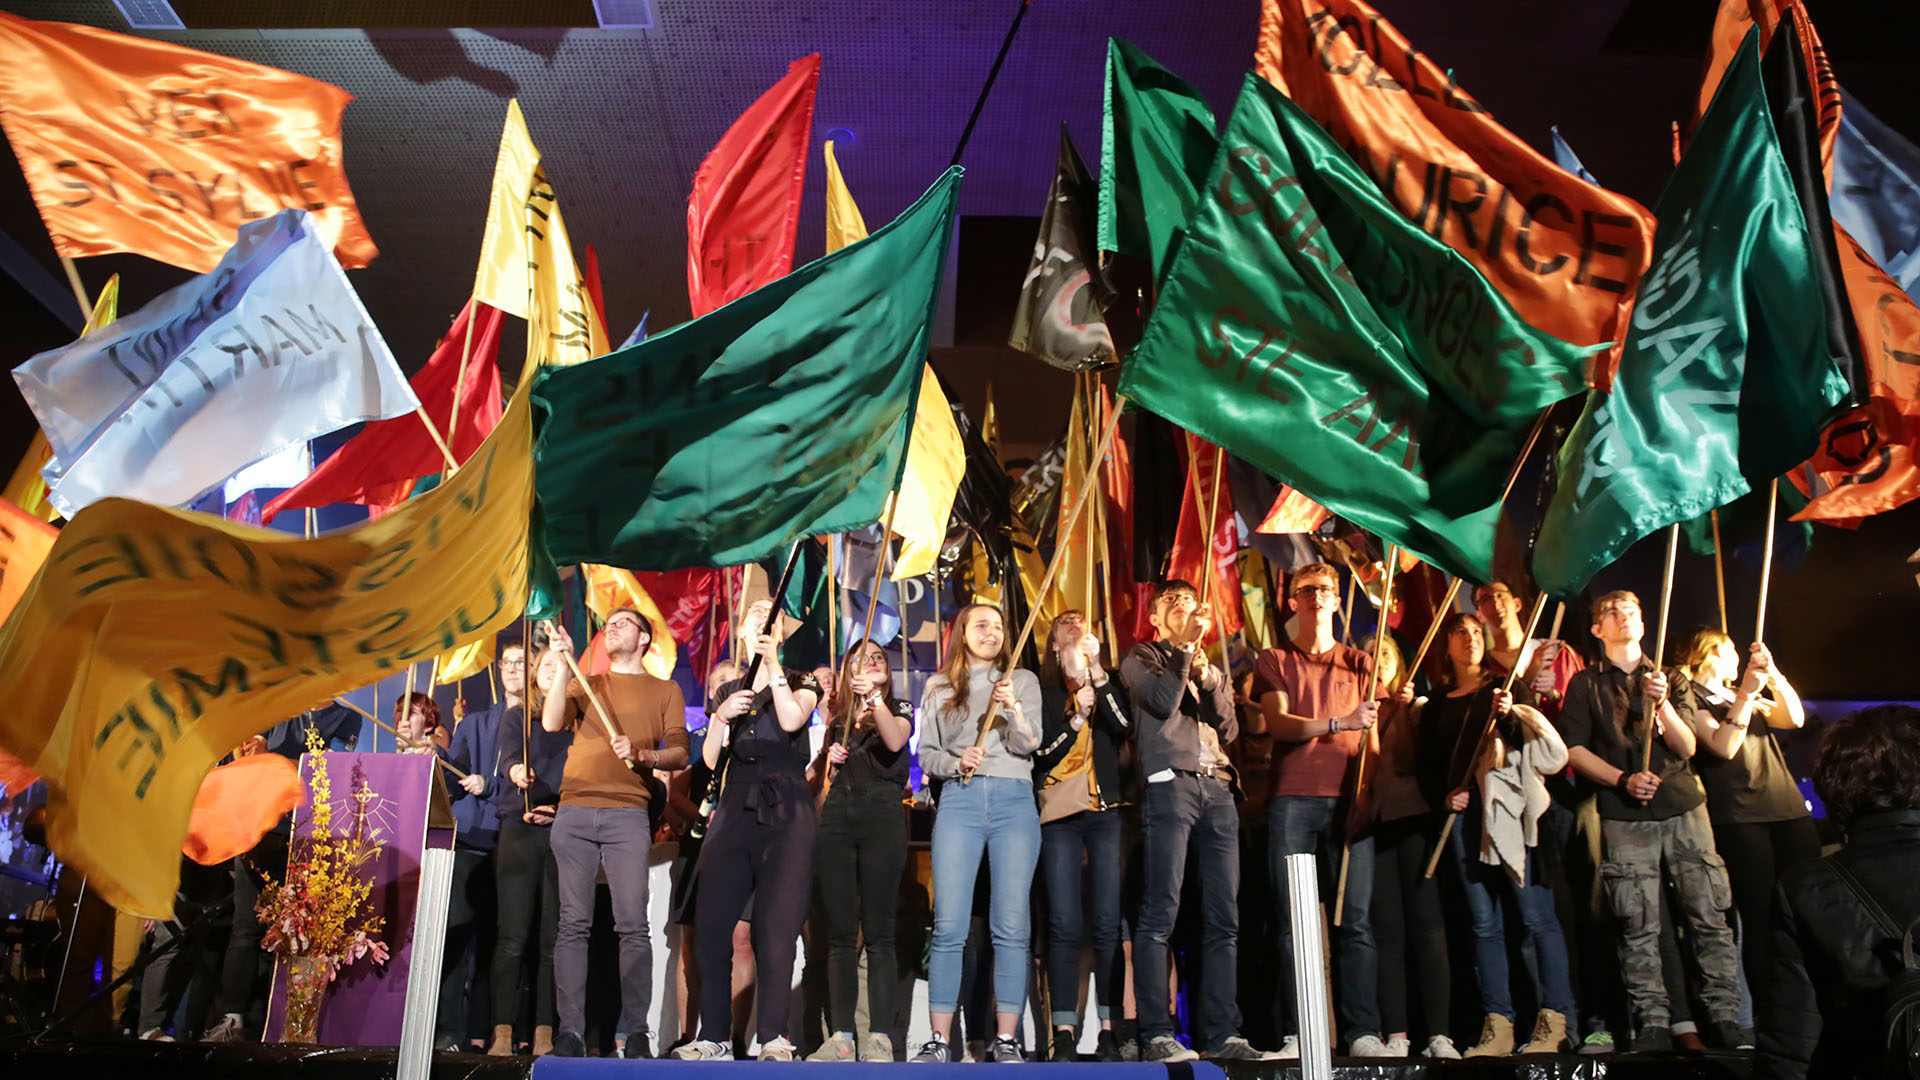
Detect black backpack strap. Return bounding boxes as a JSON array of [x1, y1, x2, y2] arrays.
[[1829, 855, 1907, 941]]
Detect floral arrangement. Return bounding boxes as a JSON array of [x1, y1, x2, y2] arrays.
[[256, 726, 390, 978]]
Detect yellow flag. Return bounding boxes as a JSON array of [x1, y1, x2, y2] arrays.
[[525, 163, 610, 368], [1039, 379, 1098, 624], [581, 563, 677, 679], [819, 142, 961, 579], [5, 275, 120, 521], [472, 100, 541, 319], [434, 637, 495, 685], [823, 140, 869, 255], [0, 383, 535, 917], [983, 383, 1001, 457]]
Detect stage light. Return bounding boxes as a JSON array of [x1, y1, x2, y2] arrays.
[[592, 0, 655, 29], [111, 0, 185, 30]]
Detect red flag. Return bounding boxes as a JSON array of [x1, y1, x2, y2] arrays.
[[1257, 486, 1331, 534], [1167, 433, 1244, 644], [686, 54, 820, 317], [262, 299, 504, 524]]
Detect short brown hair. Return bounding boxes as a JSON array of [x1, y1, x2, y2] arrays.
[[1590, 589, 1640, 623], [1289, 562, 1339, 591], [1151, 580, 1198, 608], [1812, 704, 1920, 826]]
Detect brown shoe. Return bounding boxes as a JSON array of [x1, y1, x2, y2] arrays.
[[1520, 1009, 1568, 1054], [532, 1025, 554, 1056], [1464, 1014, 1515, 1057], [487, 1024, 514, 1056], [1675, 1029, 1707, 1053]]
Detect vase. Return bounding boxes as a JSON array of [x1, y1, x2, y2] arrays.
[[281, 954, 332, 1043]]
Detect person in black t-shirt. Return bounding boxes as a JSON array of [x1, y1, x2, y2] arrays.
[[1557, 590, 1741, 1052], [806, 639, 914, 1063]]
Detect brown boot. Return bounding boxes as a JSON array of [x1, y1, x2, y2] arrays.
[[1520, 1009, 1568, 1054], [487, 1024, 514, 1056], [532, 1025, 554, 1056], [1464, 1014, 1515, 1057]]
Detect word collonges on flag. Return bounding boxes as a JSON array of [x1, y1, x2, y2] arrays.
[[0, 380, 535, 918], [1119, 72, 1593, 582], [0, 11, 377, 272], [13, 209, 419, 518]]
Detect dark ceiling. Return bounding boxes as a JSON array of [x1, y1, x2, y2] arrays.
[[2, 0, 1917, 698]]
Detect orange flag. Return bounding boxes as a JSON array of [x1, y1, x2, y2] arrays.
[[1693, 0, 1839, 174], [687, 55, 820, 317], [1258, 486, 1331, 535], [182, 753, 302, 866], [0, 11, 376, 272], [1254, 0, 1654, 372], [1, 495, 57, 626]]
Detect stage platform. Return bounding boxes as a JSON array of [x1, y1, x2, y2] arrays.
[[0, 1039, 1758, 1079]]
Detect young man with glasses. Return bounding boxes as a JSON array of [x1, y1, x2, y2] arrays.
[[1120, 581, 1278, 1063], [1253, 562, 1390, 1059], [542, 609, 690, 1058], [1556, 591, 1742, 1052]]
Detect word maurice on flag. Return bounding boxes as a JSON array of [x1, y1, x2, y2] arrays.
[[0, 11, 376, 272], [13, 209, 418, 518], [0, 382, 534, 918]]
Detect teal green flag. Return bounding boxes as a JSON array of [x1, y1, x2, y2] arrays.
[[1096, 38, 1217, 276], [530, 167, 961, 596], [1534, 33, 1846, 598], [1119, 73, 1592, 581]]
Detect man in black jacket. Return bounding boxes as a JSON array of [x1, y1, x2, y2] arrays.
[[1760, 704, 1920, 1080], [1120, 580, 1276, 1063]]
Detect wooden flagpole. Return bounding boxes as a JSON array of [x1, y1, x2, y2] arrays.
[[59, 256, 91, 318], [842, 497, 900, 748], [1334, 545, 1396, 925], [1340, 570, 1358, 646], [544, 620, 638, 772], [962, 397, 1128, 783], [1639, 524, 1682, 773], [1401, 576, 1464, 685], [1710, 508, 1729, 634], [826, 533, 842, 675], [1423, 591, 1548, 879], [1755, 478, 1779, 643], [445, 309, 481, 452]]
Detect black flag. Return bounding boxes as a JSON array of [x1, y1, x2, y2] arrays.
[[1010, 126, 1117, 371]]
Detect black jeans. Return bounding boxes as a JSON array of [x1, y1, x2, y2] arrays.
[[220, 831, 287, 1029], [1041, 807, 1124, 1029], [491, 822, 560, 1029], [1712, 816, 1820, 1021], [1134, 774, 1240, 1048], [695, 776, 817, 1044], [1371, 813, 1451, 1040], [814, 781, 908, 1039], [438, 844, 496, 1039]]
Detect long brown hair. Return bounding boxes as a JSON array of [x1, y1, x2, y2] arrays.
[[1434, 611, 1493, 691], [939, 602, 1012, 717], [833, 639, 894, 733]]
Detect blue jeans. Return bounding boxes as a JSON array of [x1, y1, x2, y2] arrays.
[[929, 776, 1042, 1015], [1041, 807, 1124, 1026], [1269, 794, 1379, 1042], [1451, 823, 1576, 1019]]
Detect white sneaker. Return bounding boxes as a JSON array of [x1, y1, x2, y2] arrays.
[[1273, 1035, 1300, 1060], [1350, 1034, 1395, 1057], [202, 1014, 244, 1043], [140, 1028, 173, 1042], [1383, 1035, 1411, 1056], [671, 1039, 729, 1060], [758, 1037, 796, 1062], [1424, 1034, 1461, 1059]]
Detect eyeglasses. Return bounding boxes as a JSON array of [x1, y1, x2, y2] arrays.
[[500, 658, 528, 670], [606, 618, 643, 632], [1293, 585, 1337, 598]]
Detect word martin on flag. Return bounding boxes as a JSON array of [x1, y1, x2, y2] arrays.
[[14, 209, 418, 518], [0, 11, 376, 272]]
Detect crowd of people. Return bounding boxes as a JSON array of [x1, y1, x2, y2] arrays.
[[101, 565, 1919, 1076]]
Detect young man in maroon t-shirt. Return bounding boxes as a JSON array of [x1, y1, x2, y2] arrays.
[[1252, 561, 1388, 1059]]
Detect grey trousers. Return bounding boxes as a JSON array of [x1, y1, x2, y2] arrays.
[[1599, 804, 1741, 1030], [552, 804, 654, 1039]]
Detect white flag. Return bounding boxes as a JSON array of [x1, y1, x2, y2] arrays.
[[14, 209, 419, 516]]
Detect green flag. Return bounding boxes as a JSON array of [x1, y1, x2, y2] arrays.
[[1534, 33, 1846, 598], [531, 167, 961, 583], [1096, 37, 1217, 276], [1119, 72, 1592, 581]]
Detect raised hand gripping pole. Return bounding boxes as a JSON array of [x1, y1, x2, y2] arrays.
[[960, 397, 1128, 785], [544, 621, 637, 773]]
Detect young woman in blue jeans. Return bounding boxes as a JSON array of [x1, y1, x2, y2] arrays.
[[912, 603, 1043, 1064], [1421, 613, 1577, 1057]]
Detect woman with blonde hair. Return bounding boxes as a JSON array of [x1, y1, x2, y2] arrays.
[[911, 603, 1043, 1063], [1671, 626, 1811, 1021], [1366, 631, 1458, 1059]]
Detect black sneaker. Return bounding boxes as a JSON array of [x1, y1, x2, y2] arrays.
[[619, 1034, 654, 1059], [433, 1032, 462, 1052], [1095, 1030, 1124, 1063], [1707, 1020, 1749, 1051], [550, 1031, 587, 1058], [1051, 1029, 1078, 1062], [989, 1036, 1025, 1063], [1633, 1026, 1674, 1052], [909, 1037, 951, 1064]]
